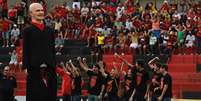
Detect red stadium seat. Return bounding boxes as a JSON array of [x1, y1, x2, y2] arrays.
[[168, 64, 196, 73], [169, 55, 183, 64], [183, 55, 195, 64]]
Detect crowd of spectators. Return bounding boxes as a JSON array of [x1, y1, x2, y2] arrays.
[[43, 0, 201, 56], [1, 0, 201, 56]]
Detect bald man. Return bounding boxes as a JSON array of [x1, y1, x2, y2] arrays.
[[22, 3, 57, 101]]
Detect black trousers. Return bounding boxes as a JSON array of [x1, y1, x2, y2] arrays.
[[26, 69, 57, 101]]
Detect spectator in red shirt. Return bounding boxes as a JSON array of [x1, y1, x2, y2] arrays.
[[104, 34, 114, 54], [1, 0, 8, 17], [161, 17, 171, 31], [8, 8, 17, 23], [69, 59, 82, 101], [2, 17, 11, 47], [56, 62, 72, 101]]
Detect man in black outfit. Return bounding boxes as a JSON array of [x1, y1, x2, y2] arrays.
[[129, 60, 149, 101], [0, 66, 17, 101], [134, 60, 150, 101], [22, 3, 57, 101], [78, 57, 105, 101], [158, 64, 172, 101], [104, 68, 119, 101]]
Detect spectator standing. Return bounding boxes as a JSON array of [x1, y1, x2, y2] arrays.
[[55, 34, 64, 55], [158, 64, 172, 101], [185, 32, 195, 48], [10, 24, 20, 47], [0, 66, 17, 101], [2, 17, 11, 47], [9, 50, 18, 73]]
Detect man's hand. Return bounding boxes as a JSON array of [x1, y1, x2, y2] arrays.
[[98, 93, 103, 100], [144, 93, 148, 99], [155, 57, 159, 60], [114, 52, 118, 56], [152, 78, 156, 83], [129, 97, 133, 101], [158, 96, 163, 101], [40, 63, 47, 68], [77, 57, 81, 61], [82, 58, 87, 62], [69, 59, 72, 63]]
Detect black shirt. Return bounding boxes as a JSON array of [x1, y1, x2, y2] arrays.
[[150, 72, 162, 97], [105, 75, 119, 97], [134, 69, 149, 97], [124, 74, 135, 97], [87, 70, 104, 95], [162, 73, 172, 98], [0, 75, 17, 101], [71, 76, 82, 96]]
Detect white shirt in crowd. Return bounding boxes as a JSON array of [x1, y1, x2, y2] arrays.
[[185, 34, 195, 47], [54, 21, 62, 31], [9, 51, 18, 65], [149, 35, 157, 45], [163, 35, 169, 45], [116, 6, 125, 19], [81, 7, 89, 16], [11, 28, 20, 38], [125, 20, 133, 31]]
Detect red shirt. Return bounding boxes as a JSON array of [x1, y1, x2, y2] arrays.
[[111, 0, 117, 3], [163, 20, 171, 31], [16, 46, 22, 63], [2, 19, 10, 32], [107, 6, 116, 13], [160, 3, 169, 11], [133, 19, 143, 29], [2, 0, 7, 10], [125, 6, 135, 14], [9, 9, 17, 18], [197, 20, 201, 38]]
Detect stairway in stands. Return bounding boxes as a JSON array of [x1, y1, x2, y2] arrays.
[[168, 54, 201, 99], [11, 39, 90, 96]]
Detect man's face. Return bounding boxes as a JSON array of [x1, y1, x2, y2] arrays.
[[3, 66, 10, 75], [127, 69, 132, 75], [154, 67, 160, 74], [159, 67, 165, 74], [30, 4, 44, 21], [92, 66, 99, 73], [110, 69, 115, 76]]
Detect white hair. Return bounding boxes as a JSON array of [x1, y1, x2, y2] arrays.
[[29, 3, 43, 12]]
